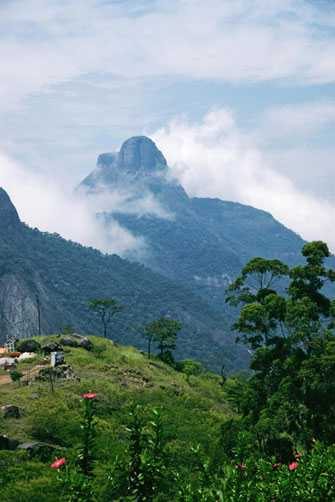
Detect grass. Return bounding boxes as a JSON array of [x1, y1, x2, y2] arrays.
[[0, 334, 235, 501]]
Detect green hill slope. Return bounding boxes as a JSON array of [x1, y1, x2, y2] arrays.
[[0, 335, 231, 501]]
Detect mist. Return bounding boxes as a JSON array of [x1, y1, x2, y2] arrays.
[[152, 109, 335, 252], [0, 152, 147, 258]]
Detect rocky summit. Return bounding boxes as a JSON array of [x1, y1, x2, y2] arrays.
[[79, 136, 168, 192]]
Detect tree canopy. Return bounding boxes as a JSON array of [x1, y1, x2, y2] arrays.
[[225, 241, 335, 456]]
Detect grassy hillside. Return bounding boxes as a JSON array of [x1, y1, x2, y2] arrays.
[[0, 335, 232, 501]]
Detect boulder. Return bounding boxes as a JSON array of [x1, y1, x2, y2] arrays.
[[0, 435, 20, 450], [17, 339, 41, 353], [72, 332, 86, 340], [60, 336, 78, 347], [42, 342, 62, 354], [2, 404, 20, 419], [79, 338, 93, 351], [71, 333, 93, 350]]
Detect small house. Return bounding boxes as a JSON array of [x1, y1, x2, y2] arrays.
[[4, 338, 16, 353]]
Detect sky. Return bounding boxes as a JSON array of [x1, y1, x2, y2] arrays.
[[1, 0, 335, 253]]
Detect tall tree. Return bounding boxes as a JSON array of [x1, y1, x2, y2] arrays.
[[88, 299, 124, 338], [226, 241, 335, 452], [146, 318, 182, 362]]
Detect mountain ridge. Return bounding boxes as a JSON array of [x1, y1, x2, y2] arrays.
[[78, 136, 307, 313]]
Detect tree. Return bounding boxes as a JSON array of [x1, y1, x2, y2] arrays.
[[61, 324, 75, 336], [146, 318, 182, 362], [179, 359, 202, 383], [225, 241, 335, 452], [88, 299, 124, 338], [131, 323, 156, 359]]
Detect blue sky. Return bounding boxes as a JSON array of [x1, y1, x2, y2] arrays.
[[0, 0, 335, 253]]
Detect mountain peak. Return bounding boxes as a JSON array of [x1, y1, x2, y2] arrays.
[[0, 188, 20, 230], [118, 136, 167, 173]]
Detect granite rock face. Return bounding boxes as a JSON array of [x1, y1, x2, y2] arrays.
[[118, 136, 167, 173], [79, 136, 169, 192]]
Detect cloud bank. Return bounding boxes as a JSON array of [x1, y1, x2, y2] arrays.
[[2, 0, 335, 111], [0, 153, 147, 258], [152, 109, 335, 251]]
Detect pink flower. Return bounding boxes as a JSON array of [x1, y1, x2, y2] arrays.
[[83, 389, 98, 399], [244, 471, 248, 478], [312, 438, 316, 443], [273, 462, 281, 468], [51, 457, 66, 468], [294, 453, 302, 458], [289, 462, 298, 471], [234, 465, 239, 469]]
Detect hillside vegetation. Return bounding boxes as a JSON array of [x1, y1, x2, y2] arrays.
[[0, 335, 230, 501]]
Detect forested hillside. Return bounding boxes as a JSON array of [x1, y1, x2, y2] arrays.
[[0, 188, 247, 371]]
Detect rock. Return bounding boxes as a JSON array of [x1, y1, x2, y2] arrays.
[[72, 332, 86, 340], [35, 364, 80, 382], [17, 339, 41, 353], [78, 338, 93, 351], [60, 336, 78, 347], [42, 342, 62, 354], [2, 404, 20, 419], [138, 350, 145, 355], [118, 136, 167, 173], [0, 435, 20, 450], [68, 333, 93, 350], [149, 361, 167, 372], [17, 442, 54, 459]]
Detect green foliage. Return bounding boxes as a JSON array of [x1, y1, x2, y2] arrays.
[[0, 207, 251, 373], [226, 240, 335, 455], [145, 318, 182, 362], [10, 369, 23, 384], [61, 324, 75, 336], [109, 404, 168, 501], [178, 359, 202, 383]]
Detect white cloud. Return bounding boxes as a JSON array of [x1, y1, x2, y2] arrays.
[[2, 0, 335, 111], [0, 153, 147, 257], [152, 108, 335, 251], [259, 101, 335, 140]]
